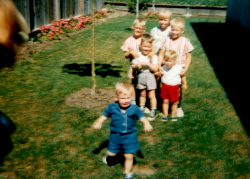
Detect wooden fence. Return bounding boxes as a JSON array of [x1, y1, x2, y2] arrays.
[[12, 0, 104, 32]]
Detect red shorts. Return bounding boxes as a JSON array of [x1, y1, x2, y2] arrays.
[[160, 84, 179, 103]]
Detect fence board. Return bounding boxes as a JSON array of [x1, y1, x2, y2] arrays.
[[12, 0, 103, 32]]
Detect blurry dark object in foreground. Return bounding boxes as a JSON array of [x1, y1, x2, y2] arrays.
[[0, 0, 29, 69], [0, 111, 16, 164]]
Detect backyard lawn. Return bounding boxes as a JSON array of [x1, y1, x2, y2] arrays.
[[0, 14, 249, 178]]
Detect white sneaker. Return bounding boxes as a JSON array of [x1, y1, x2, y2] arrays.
[[102, 156, 107, 165], [143, 107, 150, 114], [176, 107, 184, 117]]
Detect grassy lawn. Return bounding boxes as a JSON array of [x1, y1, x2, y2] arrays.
[[0, 15, 250, 178]]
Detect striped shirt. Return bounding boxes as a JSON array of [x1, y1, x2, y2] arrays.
[[160, 36, 194, 67], [121, 36, 141, 53]]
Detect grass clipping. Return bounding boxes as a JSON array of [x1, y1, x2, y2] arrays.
[[66, 88, 116, 109]]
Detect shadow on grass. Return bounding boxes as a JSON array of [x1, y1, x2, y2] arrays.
[[191, 22, 250, 137], [0, 111, 16, 165], [62, 63, 122, 77], [92, 140, 144, 166]]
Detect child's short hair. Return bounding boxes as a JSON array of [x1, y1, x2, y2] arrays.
[[115, 81, 133, 96], [164, 50, 177, 61], [158, 10, 172, 20], [133, 18, 146, 27], [170, 18, 185, 29], [141, 33, 154, 45]]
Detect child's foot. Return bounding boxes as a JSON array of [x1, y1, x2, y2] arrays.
[[176, 107, 184, 117], [147, 109, 156, 121], [102, 156, 107, 165], [161, 115, 168, 122], [171, 116, 178, 122], [143, 107, 150, 114], [124, 173, 134, 179]]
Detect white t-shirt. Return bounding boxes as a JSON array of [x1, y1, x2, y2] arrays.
[[150, 26, 171, 53], [161, 64, 182, 86], [132, 52, 158, 73]]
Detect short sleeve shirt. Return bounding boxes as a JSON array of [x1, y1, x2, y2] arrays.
[[132, 52, 158, 73], [121, 36, 141, 52], [103, 102, 144, 133], [161, 36, 194, 67]]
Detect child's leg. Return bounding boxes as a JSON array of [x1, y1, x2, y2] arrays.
[[139, 89, 146, 110], [123, 153, 134, 174], [103, 151, 117, 166], [181, 75, 187, 91], [148, 89, 157, 109], [147, 90, 157, 120], [131, 78, 137, 104], [162, 99, 169, 116], [171, 101, 178, 116]]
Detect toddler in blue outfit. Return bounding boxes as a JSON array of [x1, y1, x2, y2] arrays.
[[92, 81, 153, 179]]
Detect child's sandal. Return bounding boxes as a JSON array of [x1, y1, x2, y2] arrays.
[[171, 116, 178, 122]]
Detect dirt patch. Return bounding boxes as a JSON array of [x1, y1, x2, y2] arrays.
[[132, 165, 155, 175], [66, 88, 116, 110], [15, 10, 129, 62]]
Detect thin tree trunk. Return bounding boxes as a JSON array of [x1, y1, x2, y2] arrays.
[[91, 0, 96, 95]]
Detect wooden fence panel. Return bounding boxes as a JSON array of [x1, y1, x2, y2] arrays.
[[12, 0, 104, 32]]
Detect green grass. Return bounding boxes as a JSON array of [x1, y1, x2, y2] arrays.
[[0, 15, 250, 178], [107, 0, 228, 6]]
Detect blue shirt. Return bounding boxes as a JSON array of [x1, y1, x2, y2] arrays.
[[103, 102, 144, 133]]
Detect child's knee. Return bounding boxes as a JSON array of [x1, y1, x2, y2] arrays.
[[124, 153, 134, 160]]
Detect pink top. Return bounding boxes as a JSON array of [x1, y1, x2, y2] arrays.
[[121, 36, 141, 53], [161, 36, 194, 67]]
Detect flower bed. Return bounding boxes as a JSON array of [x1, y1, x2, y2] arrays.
[[37, 10, 107, 41], [144, 12, 159, 19]]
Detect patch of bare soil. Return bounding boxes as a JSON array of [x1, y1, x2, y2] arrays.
[[66, 88, 116, 110], [15, 10, 129, 61], [132, 165, 155, 175]]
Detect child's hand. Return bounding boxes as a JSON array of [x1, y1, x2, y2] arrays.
[[180, 69, 186, 77], [154, 71, 161, 77], [182, 83, 188, 91], [130, 50, 140, 59], [92, 121, 102, 130], [144, 123, 153, 132], [137, 62, 142, 69]]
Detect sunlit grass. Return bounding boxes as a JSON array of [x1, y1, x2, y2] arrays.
[[0, 15, 249, 178]]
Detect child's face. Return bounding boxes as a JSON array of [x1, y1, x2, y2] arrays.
[[170, 26, 184, 40], [163, 58, 176, 68], [115, 93, 132, 108], [132, 24, 145, 38], [141, 41, 152, 56], [158, 18, 170, 30]]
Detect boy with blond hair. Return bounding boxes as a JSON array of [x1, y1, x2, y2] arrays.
[[150, 10, 172, 53], [158, 17, 194, 117], [92, 81, 153, 179], [158, 50, 183, 121], [132, 33, 158, 121], [121, 18, 146, 105]]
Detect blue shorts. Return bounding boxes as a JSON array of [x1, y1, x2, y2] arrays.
[[108, 131, 140, 154]]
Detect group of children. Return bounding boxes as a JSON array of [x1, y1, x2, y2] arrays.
[[93, 10, 194, 179]]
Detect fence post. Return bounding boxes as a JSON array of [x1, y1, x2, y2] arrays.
[[91, 0, 96, 95]]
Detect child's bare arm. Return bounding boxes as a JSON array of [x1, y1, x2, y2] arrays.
[[92, 115, 108, 130], [181, 52, 191, 76], [139, 117, 153, 132], [158, 48, 165, 68], [124, 50, 139, 59], [132, 63, 142, 70], [144, 63, 158, 73]]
